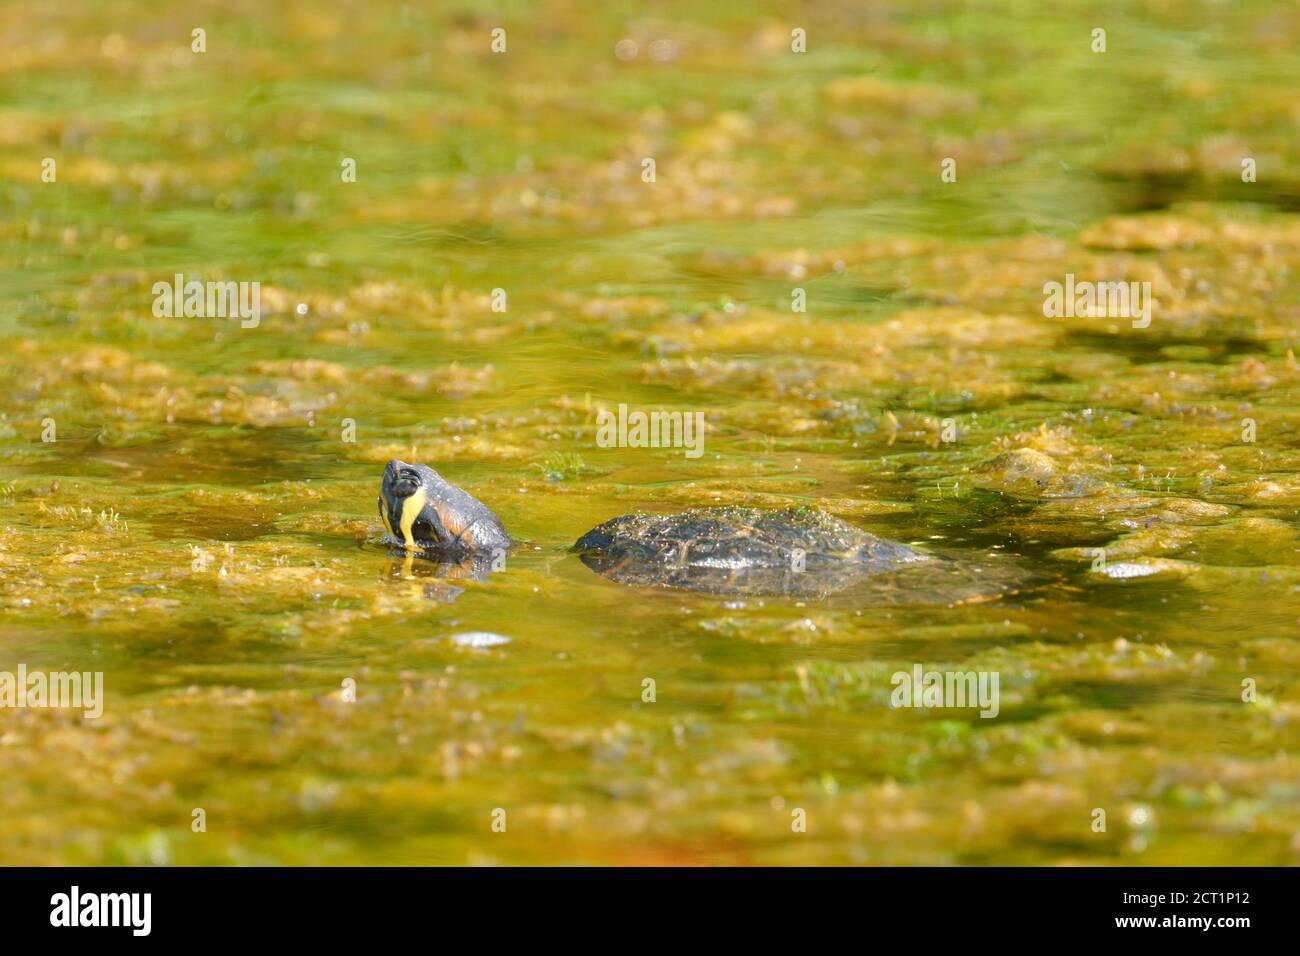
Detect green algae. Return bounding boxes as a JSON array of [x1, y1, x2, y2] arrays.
[[1, 0, 1299, 865]]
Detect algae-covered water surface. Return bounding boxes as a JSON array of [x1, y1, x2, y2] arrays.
[[1, 1, 1298, 866]]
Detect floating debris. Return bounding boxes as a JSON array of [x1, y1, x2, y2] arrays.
[[449, 632, 512, 648]]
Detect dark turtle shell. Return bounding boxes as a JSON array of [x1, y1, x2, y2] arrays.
[[572, 506, 1036, 603]]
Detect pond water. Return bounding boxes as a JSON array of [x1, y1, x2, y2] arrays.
[[1, 1, 1298, 864]]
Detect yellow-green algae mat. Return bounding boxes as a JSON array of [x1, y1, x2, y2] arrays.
[[1, 0, 1299, 864]]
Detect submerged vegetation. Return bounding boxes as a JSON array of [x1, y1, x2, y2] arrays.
[[0, 0, 1298, 864], [531, 451, 598, 482]]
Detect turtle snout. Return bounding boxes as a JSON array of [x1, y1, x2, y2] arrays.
[[383, 459, 422, 499]]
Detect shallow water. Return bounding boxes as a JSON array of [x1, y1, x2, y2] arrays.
[[1, 1, 1299, 864]]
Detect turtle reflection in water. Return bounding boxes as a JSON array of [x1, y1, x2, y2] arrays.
[[572, 507, 1037, 604]]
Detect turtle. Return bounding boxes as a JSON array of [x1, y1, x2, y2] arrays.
[[378, 459, 512, 556], [572, 506, 1038, 603], [376, 462, 1037, 604]]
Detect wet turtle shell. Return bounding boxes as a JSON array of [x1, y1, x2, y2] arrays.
[[573, 506, 1035, 603]]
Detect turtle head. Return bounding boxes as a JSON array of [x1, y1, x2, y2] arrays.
[[379, 459, 439, 548], [382, 459, 425, 500], [378, 458, 512, 554]]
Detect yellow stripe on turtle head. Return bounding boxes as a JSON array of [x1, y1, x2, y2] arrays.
[[398, 486, 428, 549], [379, 496, 396, 539]]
